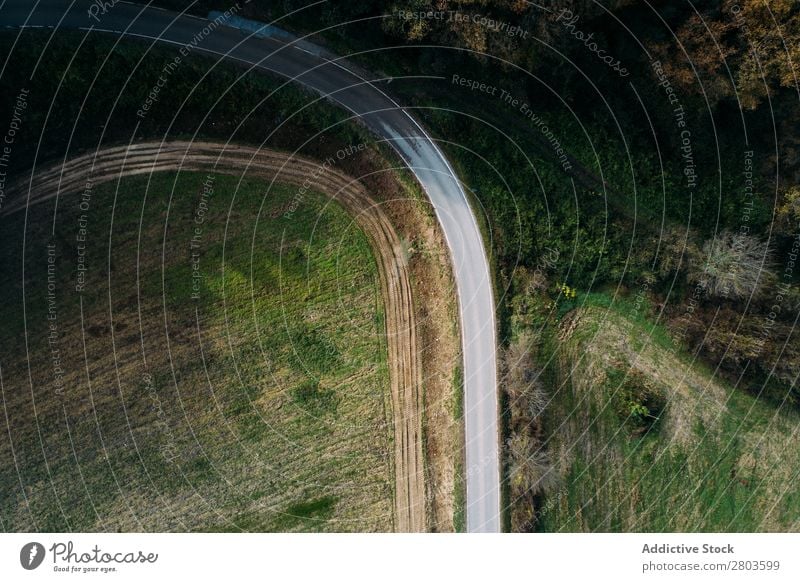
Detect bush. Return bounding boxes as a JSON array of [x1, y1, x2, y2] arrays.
[[506, 433, 556, 494], [506, 432, 556, 533], [609, 368, 665, 436], [502, 331, 556, 531], [503, 331, 547, 431], [650, 225, 702, 279]]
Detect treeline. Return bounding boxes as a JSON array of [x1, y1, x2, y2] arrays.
[[0, 30, 367, 181]]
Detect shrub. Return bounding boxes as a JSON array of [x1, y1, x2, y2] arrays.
[[650, 225, 702, 279], [609, 368, 665, 436], [502, 331, 556, 531], [290, 327, 340, 374], [778, 186, 800, 227], [506, 432, 556, 533], [507, 433, 555, 494], [503, 331, 547, 431], [680, 307, 800, 401]]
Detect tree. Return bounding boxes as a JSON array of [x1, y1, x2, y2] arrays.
[[689, 230, 773, 299], [650, 11, 736, 107], [648, 1, 800, 110], [727, 0, 800, 110]]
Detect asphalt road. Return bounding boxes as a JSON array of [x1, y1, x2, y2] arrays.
[[0, 0, 501, 532]]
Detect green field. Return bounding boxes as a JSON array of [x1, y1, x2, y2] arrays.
[[0, 172, 394, 532], [519, 291, 800, 532]]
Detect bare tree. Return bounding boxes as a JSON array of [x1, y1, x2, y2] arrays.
[[502, 331, 557, 531], [690, 230, 773, 299], [503, 331, 548, 424], [507, 433, 556, 495]]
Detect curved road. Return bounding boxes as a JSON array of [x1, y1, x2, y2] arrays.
[[0, 0, 500, 532]]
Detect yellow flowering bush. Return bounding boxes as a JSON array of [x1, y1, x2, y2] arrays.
[[556, 282, 578, 299]]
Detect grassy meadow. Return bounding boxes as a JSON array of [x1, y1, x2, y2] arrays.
[[0, 171, 394, 532], [516, 290, 800, 532]]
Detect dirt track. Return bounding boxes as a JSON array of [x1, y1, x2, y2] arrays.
[[1, 141, 426, 532]]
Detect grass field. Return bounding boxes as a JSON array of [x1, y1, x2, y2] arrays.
[[0, 171, 394, 532], [531, 294, 800, 532]]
